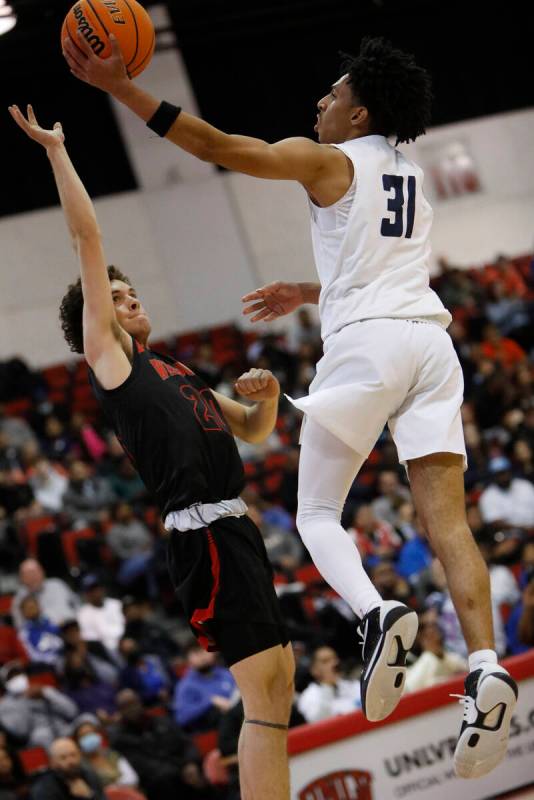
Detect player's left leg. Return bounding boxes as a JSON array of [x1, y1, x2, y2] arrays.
[[230, 642, 294, 800], [409, 452, 518, 779], [296, 418, 418, 722]]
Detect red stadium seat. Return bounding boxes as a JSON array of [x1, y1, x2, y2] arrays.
[[22, 516, 56, 557], [193, 729, 219, 757], [105, 788, 147, 800], [295, 564, 324, 587], [29, 671, 58, 688], [18, 747, 49, 776], [61, 527, 96, 567], [0, 624, 29, 665], [0, 595, 13, 615]]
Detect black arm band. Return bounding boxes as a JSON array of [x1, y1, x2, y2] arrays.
[[146, 102, 182, 137]]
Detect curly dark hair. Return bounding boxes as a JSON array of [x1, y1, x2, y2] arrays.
[[59, 265, 132, 355], [341, 37, 433, 144]]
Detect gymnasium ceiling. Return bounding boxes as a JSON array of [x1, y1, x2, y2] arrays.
[[1, 0, 530, 216]]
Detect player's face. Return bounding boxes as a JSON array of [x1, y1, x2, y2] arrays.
[[315, 75, 361, 144], [111, 280, 152, 342]]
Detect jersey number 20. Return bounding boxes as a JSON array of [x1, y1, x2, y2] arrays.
[[380, 174, 416, 239]]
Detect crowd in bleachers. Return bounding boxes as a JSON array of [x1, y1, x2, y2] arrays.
[[0, 253, 533, 799]]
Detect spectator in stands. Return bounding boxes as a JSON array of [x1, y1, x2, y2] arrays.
[[369, 560, 413, 606], [371, 471, 411, 529], [286, 308, 321, 353], [27, 458, 67, 514], [109, 689, 201, 800], [475, 530, 521, 655], [0, 406, 37, 452], [30, 737, 105, 800], [0, 472, 34, 520], [279, 447, 299, 515], [479, 456, 534, 529], [77, 575, 125, 652], [0, 746, 29, 800], [107, 503, 156, 597], [121, 597, 181, 664], [173, 643, 237, 733], [40, 416, 78, 463], [17, 596, 63, 666], [404, 610, 466, 693], [516, 577, 534, 648], [69, 414, 107, 464], [62, 460, 116, 526], [246, 503, 303, 574], [108, 458, 147, 506], [347, 505, 402, 560], [481, 254, 528, 299], [513, 438, 534, 483], [426, 559, 469, 659], [118, 638, 170, 705], [480, 323, 526, 369], [72, 713, 140, 791], [396, 516, 432, 581], [297, 645, 360, 723], [12, 561, 79, 629], [58, 621, 119, 686], [0, 663, 77, 749], [505, 541, 534, 653], [61, 647, 117, 717]]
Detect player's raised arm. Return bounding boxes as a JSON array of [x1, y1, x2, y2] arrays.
[[8, 105, 129, 378], [62, 35, 349, 193]]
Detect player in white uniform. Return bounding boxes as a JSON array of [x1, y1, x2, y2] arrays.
[[64, 34, 517, 779]]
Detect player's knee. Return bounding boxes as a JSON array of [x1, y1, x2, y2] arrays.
[[296, 498, 341, 543]]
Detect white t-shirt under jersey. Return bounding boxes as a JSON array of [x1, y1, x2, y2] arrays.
[[309, 135, 451, 341]]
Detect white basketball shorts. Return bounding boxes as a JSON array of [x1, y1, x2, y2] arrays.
[[289, 318, 466, 467]]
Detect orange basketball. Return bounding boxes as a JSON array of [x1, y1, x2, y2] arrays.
[[61, 0, 155, 79]]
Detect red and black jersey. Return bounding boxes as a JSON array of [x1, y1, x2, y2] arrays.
[[89, 338, 245, 517]]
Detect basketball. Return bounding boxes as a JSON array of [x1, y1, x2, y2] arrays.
[[61, 0, 155, 79]]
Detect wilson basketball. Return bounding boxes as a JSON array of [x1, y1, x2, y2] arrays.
[[61, 0, 155, 79]]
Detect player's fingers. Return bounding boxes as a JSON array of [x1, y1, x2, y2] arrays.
[[261, 312, 280, 323], [242, 301, 266, 316], [63, 42, 86, 71], [241, 290, 265, 302], [76, 30, 98, 60], [27, 104, 38, 125], [250, 307, 277, 323], [108, 33, 124, 60], [7, 105, 29, 130]]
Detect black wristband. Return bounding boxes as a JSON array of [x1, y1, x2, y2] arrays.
[[146, 101, 182, 137]]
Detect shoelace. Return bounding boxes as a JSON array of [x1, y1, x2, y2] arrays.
[[450, 693, 476, 722]]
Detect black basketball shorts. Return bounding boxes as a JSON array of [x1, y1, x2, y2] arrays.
[[166, 513, 289, 666]]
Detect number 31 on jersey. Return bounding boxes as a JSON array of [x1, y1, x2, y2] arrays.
[[381, 174, 416, 239]]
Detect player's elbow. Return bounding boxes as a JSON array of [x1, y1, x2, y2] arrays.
[[75, 224, 102, 244]]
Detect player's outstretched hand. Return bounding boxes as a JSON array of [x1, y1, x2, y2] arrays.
[[63, 32, 129, 95], [8, 104, 64, 150], [235, 369, 280, 402], [242, 281, 304, 323]]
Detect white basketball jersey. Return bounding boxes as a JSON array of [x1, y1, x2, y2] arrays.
[[309, 135, 451, 341]]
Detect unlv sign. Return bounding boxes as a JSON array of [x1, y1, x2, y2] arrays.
[[298, 770, 373, 800]]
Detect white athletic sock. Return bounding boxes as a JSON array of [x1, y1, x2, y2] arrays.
[[468, 649, 498, 673], [296, 509, 382, 620]]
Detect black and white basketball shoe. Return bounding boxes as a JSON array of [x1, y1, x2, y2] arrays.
[[359, 600, 418, 722], [452, 664, 518, 779]]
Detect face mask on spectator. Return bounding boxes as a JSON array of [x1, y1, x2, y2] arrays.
[[5, 674, 29, 695], [79, 733, 102, 754]]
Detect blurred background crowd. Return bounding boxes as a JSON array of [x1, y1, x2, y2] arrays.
[[0, 252, 533, 800]]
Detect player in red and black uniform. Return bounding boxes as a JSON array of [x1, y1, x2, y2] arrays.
[[10, 104, 294, 800]]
